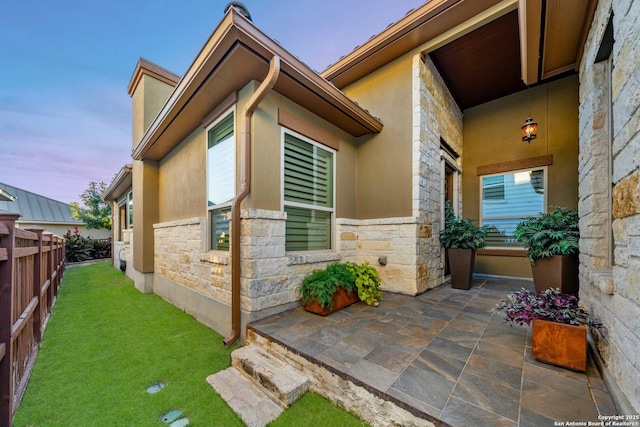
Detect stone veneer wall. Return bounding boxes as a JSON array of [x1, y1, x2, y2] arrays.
[[412, 54, 463, 292], [152, 210, 341, 330], [247, 329, 435, 427], [113, 229, 134, 278], [337, 217, 437, 295], [578, 0, 639, 413]]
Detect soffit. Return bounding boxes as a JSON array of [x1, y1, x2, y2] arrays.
[[324, 0, 596, 110], [134, 10, 383, 162], [429, 10, 525, 109], [322, 0, 507, 88]]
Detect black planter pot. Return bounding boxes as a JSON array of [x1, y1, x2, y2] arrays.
[[447, 248, 476, 290], [531, 255, 578, 295]]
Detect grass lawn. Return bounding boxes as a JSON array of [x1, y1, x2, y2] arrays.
[[13, 262, 367, 426]]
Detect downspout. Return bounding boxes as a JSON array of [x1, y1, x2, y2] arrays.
[[224, 56, 281, 346]]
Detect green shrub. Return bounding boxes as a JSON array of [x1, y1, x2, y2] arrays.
[[65, 227, 93, 262], [439, 201, 487, 250], [92, 238, 112, 259], [300, 263, 356, 309], [346, 262, 382, 307], [514, 206, 579, 263], [64, 227, 112, 262]]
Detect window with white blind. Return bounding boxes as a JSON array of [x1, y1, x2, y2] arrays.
[[127, 191, 133, 228], [283, 131, 334, 251], [207, 111, 235, 251], [480, 167, 546, 248]]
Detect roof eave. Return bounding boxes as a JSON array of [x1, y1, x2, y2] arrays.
[[132, 9, 382, 162], [321, 0, 511, 88], [103, 164, 133, 201]]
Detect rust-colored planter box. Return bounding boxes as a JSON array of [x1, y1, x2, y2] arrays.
[[532, 318, 587, 372], [303, 286, 360, 316], [531, 255, 579, 295], [447, 248, 476, 290]]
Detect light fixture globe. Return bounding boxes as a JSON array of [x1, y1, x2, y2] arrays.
[[521, 117, 538, 143]]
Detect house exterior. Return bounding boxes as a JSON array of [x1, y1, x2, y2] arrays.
[[0, 182, 110, 238], [108, 0, 639, 413], [103, 164, 134, 273]]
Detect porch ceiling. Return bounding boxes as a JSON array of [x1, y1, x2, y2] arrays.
[[428, 0, 597, 110], [324, 0, 597, 111]]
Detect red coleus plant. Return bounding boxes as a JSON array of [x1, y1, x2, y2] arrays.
[[495, 288, 591, 326]]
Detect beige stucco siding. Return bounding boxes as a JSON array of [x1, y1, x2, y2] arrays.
[[155, 79, 360, 231], [342, 54, 414, 220], [247, 83, 359, 219], [462, 75, 579, 276], [158, 127, 206, 223], [132, 76, 176, 148]]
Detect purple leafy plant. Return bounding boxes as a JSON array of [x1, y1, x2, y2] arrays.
[[495, 288, 590, 326]]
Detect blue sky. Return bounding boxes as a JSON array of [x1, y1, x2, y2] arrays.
[[1, 0, 425, 204]]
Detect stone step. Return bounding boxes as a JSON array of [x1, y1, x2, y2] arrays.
[[231, 346, 309, 407], [206, 368, 283, 427]]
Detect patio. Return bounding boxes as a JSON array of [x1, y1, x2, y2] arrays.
[[249, 276, 617, 426]]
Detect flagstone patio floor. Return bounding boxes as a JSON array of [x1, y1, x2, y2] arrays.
[[249, 276, 618, 426]]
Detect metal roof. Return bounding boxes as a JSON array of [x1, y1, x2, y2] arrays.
[[0, 183, 83, 225]]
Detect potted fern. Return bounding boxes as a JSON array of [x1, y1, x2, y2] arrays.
[[300, 262, 382, 315], [514, 207, 579, 294], [495, 288, 591, 371], [439, 201, 487, 289]]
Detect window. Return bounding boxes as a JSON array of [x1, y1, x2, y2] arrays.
[[207, 111, 235, 250], [480, 168, 546, 247], [127, 191, 133, 228], [283, 131, 334, 251]]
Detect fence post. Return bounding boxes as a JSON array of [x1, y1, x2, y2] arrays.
[[26, 228, 43, 343], [0, 213, 19, 427], [53, 235, 62, 297], [43, 232, 54, 312]]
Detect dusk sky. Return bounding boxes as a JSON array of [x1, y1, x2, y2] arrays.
[[1, 0, 426, 205]]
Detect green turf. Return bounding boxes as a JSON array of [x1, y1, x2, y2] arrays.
[[13, 262, 367, 426]]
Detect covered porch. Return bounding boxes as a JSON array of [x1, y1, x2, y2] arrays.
[[248, 276, 616, 426]]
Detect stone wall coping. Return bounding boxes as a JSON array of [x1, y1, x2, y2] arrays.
[[241, 209, 287, 220], [287, 252, 341, 265], [154, 216, 204, 229], [337, 217, 419, 226]]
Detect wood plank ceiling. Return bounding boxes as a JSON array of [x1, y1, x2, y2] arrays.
[[428, 0, 596, 111]]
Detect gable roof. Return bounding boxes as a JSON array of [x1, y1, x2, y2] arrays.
[[0, 183, 82, 225], [132, 7, 383, 162]]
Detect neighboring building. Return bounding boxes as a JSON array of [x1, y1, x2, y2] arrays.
[[0, 182, 110, 238], [107, 0, 639, 413]]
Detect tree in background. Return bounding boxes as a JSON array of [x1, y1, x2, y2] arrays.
[[70, 181, 112, 230]]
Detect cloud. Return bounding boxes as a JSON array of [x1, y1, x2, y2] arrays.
[[1, 81, 131, 204]]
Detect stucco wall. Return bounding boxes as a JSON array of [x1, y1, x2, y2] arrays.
[[248, 84, 359, 218], [131, 76, 176, 148], [158, 127, 206, 223], [462, 76, 579, 277], [342, 54, 414, 220], [578, 0, 640, 413], [155, 81, 359, 222]]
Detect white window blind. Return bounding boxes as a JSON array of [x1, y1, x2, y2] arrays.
[[207, 112, 234, 251], [283, 133, 334, 251]]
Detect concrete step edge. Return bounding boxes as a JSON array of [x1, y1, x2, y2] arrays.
[[206, 367, 283, 427]]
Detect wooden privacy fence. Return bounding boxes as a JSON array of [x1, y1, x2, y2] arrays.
[[0, 213, 65, 427]]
